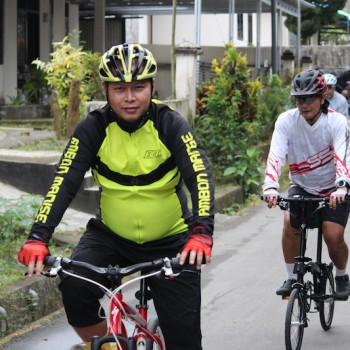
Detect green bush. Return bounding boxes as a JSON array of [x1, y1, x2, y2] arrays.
[[194, 44, 290, 197], [258, 74, 292, 132], [223, 147, 265, 195], [0, 195, 42, 240], [33, 34, 103, 139], [0, 195, 74, 287], [22, 67, 50, 105], [0, 195, 42, 286]]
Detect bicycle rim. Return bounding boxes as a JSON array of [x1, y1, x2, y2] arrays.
[[146, 317, 165, 350], [285, 288, 305, 350], [319, 270, 335, 331]]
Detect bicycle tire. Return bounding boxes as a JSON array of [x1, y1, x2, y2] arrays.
[[319, 269, 335, 331], [146, 317, 165, 350], [285, 288, 305, 350]]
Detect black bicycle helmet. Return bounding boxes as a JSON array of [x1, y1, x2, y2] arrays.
[[291, 70, 327, 96], [99, 43, 157, 83]]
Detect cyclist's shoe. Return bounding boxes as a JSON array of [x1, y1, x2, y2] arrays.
[[276, 279, 296, 296], [335, 274, 350, 301]]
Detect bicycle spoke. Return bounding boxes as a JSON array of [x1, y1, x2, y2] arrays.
[[285, 289, 304, 350], [319, 270, 335, 330]]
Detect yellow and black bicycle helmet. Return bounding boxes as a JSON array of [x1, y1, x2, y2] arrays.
[[99, 43, 157, 83]]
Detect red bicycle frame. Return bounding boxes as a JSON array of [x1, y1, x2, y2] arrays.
[[105, 274, 165, 350]]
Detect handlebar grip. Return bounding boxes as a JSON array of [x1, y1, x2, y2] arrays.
[[170, 257, 200, 273], [44, 255, 57, 266], [44, 255, 72, 269], [170, 257, 181, 271]]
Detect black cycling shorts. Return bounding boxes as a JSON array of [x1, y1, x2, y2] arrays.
[[58, 218, 203, 350], [288, 185, 350, 229]]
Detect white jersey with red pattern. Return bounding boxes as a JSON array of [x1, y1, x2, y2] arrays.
[[263, 107, 350, 195]]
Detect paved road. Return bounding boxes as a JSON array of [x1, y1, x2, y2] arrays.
[[201, 204, 350, 349], [3, 201, 350, 349]]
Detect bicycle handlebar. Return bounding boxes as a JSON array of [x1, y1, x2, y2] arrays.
[[260, 194, 330, 203], [43, 256, 196, 279], [276, 196, 330, 204], [260, 195, 333, 216]]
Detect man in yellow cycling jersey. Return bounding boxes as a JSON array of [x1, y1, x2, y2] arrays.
[[18, 43, 215, 350]]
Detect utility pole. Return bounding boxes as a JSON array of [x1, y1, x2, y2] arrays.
[[171, 0, 177, 99], [271, 0, 277, 74], [296, 0, 301, 68]]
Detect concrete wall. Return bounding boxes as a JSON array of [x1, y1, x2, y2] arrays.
[[145, 13, 290, 47], [0, 276, 62, 337], [296, 46, 350, 71], [0, 158, 100, 215], [3, 0, 17, 104], [0, 105, 51, 119]]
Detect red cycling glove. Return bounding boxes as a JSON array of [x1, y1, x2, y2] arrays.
[[18, 239, 49, 266], [182, 233, 213, 257]]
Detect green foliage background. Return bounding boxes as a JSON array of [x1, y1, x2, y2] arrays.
[[33, 35, 104, 138], [284, 0, 346, 43], [0, 195, 73, 287], [194, 44, 290, 197]]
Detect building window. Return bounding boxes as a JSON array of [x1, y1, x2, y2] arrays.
[[248, 14, 253, 45], [237, 14, 243, 41]]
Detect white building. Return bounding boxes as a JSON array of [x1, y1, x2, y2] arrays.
[[135, 13, 291, 47], [3, 0, 346, 104]]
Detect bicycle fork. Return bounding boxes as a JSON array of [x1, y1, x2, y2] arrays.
[[291, 223, 311, 328]]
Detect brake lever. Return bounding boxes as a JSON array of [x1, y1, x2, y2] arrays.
[[162, 257, 180, 279], [41, 265, 62, 277], [310, 199, 328, 217], [278, 199, 288, 210]]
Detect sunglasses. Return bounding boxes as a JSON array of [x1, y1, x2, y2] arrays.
[[294, 96, 320, 105]]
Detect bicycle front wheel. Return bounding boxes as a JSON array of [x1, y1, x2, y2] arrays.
[[285, 288, 305, 350], [146, 317, 165, 350], [319, 270, 335, 331]]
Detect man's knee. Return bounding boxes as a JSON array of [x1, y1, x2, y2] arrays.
[[323, 222, 346, 246], [283, 217, 299, 238], [59, 276, 104, 327]]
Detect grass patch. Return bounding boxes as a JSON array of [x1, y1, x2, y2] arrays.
[[13, 137, 66, 152], [220, 160, 291, 216], [0, 194, 74, 287], [0, 238, 74, 287], [222, 193, 261, 216], [0, 119, 54, 130]]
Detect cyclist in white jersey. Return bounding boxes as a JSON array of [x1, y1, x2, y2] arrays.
[[262, 69, 350, 300], [323, 73, 348, 119]]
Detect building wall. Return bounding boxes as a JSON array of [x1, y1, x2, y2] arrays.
[[80, 18, 124, 52], [0, 66, 3, 103], [3, 0, 17, 104], [138, 13, 291, 47], [0, 2, 349, 104]]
